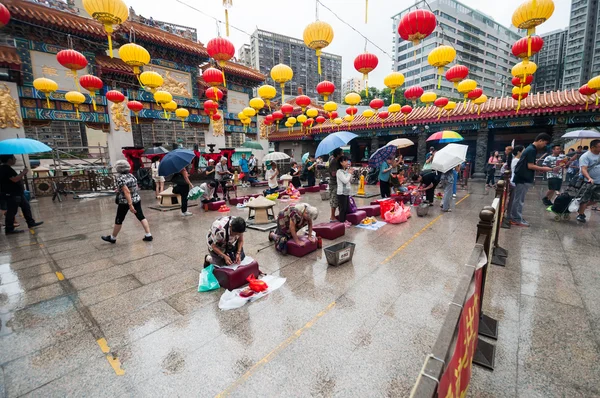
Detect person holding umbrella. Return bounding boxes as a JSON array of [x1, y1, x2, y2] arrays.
[[369, 144, 398, 199], [158, 148, 196, 216], [0, 155, 43, 234], [101, 160, 152, 243], [172, 165, 194, 217]]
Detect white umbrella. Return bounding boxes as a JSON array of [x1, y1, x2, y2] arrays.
[[387, 138, 415, 148], [561, 130, 600, 139], [431, 144, 468, 173], [262, 152, 290, 162]]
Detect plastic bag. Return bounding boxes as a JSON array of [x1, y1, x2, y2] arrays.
[[384, 202, 410, 224], [198, 264, 220, 292], [568, 198, 581, 213], [218, 275, 287, 310], [188, 186, 204, 200]]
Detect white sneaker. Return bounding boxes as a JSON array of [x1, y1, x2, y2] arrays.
[[181, 211, 193, 217], [452, 194, 456, 198]]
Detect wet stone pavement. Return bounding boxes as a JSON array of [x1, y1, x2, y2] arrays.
[[0, 182, 599, 397]]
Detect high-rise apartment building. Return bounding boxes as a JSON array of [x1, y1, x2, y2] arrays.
[[237, 44, 252, 67], [245, 29, 342, 103], [563, 0, 598, 89], [342, 77, 366, 96], [391, 0, 522, 98], [533, 29, 567, 92]]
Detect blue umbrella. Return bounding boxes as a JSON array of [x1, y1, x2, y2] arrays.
[[158, 149, 196, 176], [302, 152, 309, 163], [315, 131, 358, 158], [0, 138, 52, 155], [369, 145, 397, 168]]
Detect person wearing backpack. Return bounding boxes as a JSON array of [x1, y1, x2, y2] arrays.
[[509, 133, 557, 227], [576, 139, 600, 223]]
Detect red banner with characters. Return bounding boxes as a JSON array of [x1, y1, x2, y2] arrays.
[[438, 268, 483, 398]]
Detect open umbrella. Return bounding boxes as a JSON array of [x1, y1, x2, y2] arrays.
[[0, 138, 52, 155], [386, 138, 415, 148], [427, 130, 464, 143], [315, 131, 358, 158], [158, 149, 196, 176], [263, 152, 290, 162], [242, 140, 264, 150], [561, 130, 600, 139], [143, 146, 169, 156], [369, 145, 397, 168], [431, 144, 468, 173], [302, 152, 309, 163]]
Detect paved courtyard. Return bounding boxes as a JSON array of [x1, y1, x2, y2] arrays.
[[0, 182, 599, 397]]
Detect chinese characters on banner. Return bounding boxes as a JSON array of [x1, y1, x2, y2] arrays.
[[438, 268, 483, 398], [227, 90, 249, 115]]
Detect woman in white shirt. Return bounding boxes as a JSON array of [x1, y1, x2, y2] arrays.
[[336, 156, 352, 226], [151, 157, 164, 198], [264, 161, 279, 194]]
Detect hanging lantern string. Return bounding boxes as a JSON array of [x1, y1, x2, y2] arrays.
[[365, 0, 368, 24], [175, 0, 252, 36]]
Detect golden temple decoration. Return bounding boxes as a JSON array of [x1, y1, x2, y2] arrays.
[[212, 110, 224, 136], [0, 84, 22, 129], [259, 119, 269, 139], [110, 102, 131, 132], [161, 71, 191, 97]]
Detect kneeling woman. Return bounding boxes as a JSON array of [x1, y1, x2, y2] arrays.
[[205, 216, 247, 266], [269, 203, 318, 253], [102, 160, 152, 243]]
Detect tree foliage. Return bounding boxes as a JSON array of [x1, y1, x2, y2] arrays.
[[357, 87, 409, 107]]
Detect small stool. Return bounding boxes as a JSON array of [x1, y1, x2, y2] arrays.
[[251, 181, 268, 187], [313, 222, 345, 240], [319, 184, 328, 191], [339, 210, 367, 225], [212, 260, 260, 291], [393, 194, 410, 204], [356, 205, 381, 217], [306, 185, 320, 193], [287, 237, 318, 257], [204, 200, 226, 211], [158, 187, 181, 208], [297, 188, 306, 195], [229, 196, 248, 206]]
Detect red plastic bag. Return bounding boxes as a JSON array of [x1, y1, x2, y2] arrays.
[[379, 199, 395, 218], [239, 172, 245, 180], [247, 275, 268, 292], [384, 202, 410, 224]]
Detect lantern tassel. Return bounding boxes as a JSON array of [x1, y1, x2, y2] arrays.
[[596, 95, 599, 106], [317, 49, 322, 75], [391, 89, 395, 104], [91, 95, 97, 112], [135, 113, 139, 124], [45, 94, 50, 108], [437, 67, 443, 89], [438, 108, 442, 120], [478, 105, 482, 116], [281, 83, 285, 103], [164, 108, 168, 119], [75, 106, 80, 118], [404, 114, 407, 125], [225, 9, 230, 37], [586, 98, 589, 110], [220, 64, 227, 88]]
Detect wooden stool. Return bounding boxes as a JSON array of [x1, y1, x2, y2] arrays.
[[158, 187, 181, 208]]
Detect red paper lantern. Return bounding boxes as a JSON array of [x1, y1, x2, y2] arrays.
[[0, 3, 11, 28], [434, 97, 449, 108], [265, 114, 274, 124], [511, 75, 534, 86], [377, 110, 389, 127], [404, 86, 424, 104], [445, 65, 469, 87], [303, 118, 314, 128], [281, 103, 294, 116], [56, 50, 88, 86], [272, 111, 284, 121], [330, 111, 338, 119], [315, 115, 326, 124], [296, 95, 311, 111], [512, 93, 528, 101], [397, 9, 437, 45], [370, 98, 384, 111], [205, 87, 224, 102], [203, 67, 224, 86], [579, 84, 597, 110], [316, 80, 335, 101], [512, 36, 544, 60], [346, 107, 358, 116], [127, 100, 143, 124], [354, 52, 378, 95], [206, 37, 235, 87], [400, 105, 412, 125], [203, 100, 219, 115], [106, 90, 125, 103], [467, 88, 483, 101], [79, 75, 103, 111], [212, 113, 222, 122]]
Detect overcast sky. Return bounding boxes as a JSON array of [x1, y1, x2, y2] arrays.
[[126, 0, 571, 88]]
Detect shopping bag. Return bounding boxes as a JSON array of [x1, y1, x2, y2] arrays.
[[198, 264, 220, 292], [188, 186, 203, 200], [568, 198, 581, 213]]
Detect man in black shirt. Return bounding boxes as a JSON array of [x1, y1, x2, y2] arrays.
[[0, 155, 43, 234], [508, 133, 556, 227], [411, 170, 440, 205]]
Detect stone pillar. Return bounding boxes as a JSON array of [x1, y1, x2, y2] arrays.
[[370, 135, 378, 155], [107, 98, 134, 166], [473, 128, 490, 179], [0, 82, 28, 170], [552, 123, 568, 141], [417, 130, 428, 165], [204, 113, 226, 152]]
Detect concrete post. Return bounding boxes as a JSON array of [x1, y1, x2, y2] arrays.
[[552, 123, 568, 142], [0, 82, 29, 170], [417, 130, 427, 165], [370, 135, 378, 155], [473, 128, 490, 178]]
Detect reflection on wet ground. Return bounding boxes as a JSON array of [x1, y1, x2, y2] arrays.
[[0, 182, 598, 397]]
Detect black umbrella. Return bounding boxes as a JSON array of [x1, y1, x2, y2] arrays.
[[143, 146, 169, 156]]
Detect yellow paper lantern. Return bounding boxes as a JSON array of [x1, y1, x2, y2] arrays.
[[588, 76, 600, 105], [154, 91, 172, 118], [297, 114, 307, 123], [457, 79, 478, 104], [472, 95, 488, 115], [324, 101, 337, 113], [333, 117, 343, 130], [257, 85, 276, 110], [175, 108, 189, 128], [303, 20, 334, 75], [345, 92, 361, 106], [511, 61, 538, 80], [343, 115, 354, 123], [270, 64, 293, 102], [33, 77, 58, 107], [388, 103, 401, 114], [243, 107, 256, 118], [306, 108, 319, 118], [118, 43, 150, 76], [427, 46, 456, 88], [362, 109, 375, 126], [140, 71, 163, 93], [65, 91, 85, 118], [420, 91, 437, 108], [443, 101, 457, 119], [249, 97, 265, 114], [237, 112, 248, 121], [384, 72, 405, 104], [82, 0, 128, 58], [162, 101, 177, 120], [512, 85, 531, 112], [512, 0, 554, 57], [287, 116, 297, 125]]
